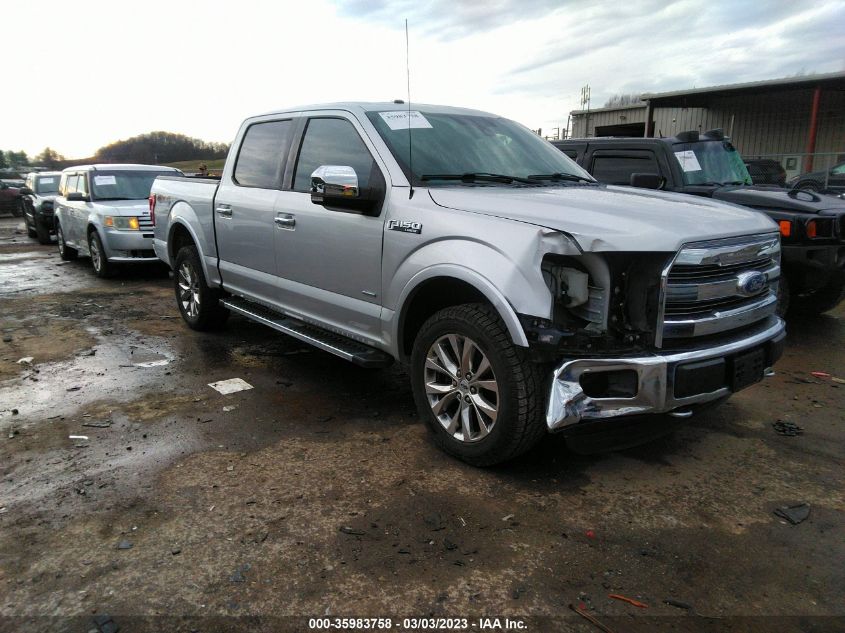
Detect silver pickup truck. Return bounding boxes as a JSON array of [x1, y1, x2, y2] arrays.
[[151, 102, 785, 465]]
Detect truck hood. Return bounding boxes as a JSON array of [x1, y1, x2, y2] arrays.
[[91, 200, 150, 216], [712, 186, 845, 214], [428, 185, 777, 252]]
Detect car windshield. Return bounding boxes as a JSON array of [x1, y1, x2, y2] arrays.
[[366, 109, 593, 185], [674, 140, 752, 186], [89, 170, 175, 200], [35, 176, 60, 194]]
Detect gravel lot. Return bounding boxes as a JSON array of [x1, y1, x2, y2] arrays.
[[0, 215, 843, 633]]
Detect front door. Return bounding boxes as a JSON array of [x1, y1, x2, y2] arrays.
[[273, 115, 386, 343], [214, 118, 293, 305]]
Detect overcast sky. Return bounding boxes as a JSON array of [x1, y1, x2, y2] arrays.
[[4, 0, 844, 159]]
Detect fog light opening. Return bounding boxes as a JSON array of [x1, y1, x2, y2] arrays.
[[579, 369, 639, 399]]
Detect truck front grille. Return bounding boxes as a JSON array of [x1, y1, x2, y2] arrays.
[[657, 233, 781, 347]]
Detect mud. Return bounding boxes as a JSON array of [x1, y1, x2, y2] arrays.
[[0, 217, 843, 632]]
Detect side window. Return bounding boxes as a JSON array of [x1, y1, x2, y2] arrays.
[[590, 153, 660, 185], [563, 150, 578, 160], [293, 118, 377, 193], [25, 175, 33, 189], [233, 120, 292, 188], [77, 173, 89, 195], [66, 175, 79, 194]]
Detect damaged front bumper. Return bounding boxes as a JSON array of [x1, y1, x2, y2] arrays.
[[546, 317, 786, 431]]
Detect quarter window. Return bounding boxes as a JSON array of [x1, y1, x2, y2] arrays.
[[66, 175, 79, 195], [590, 154, 660, 185], [293, 118, 377, 193], [233, 120, 292, 188]]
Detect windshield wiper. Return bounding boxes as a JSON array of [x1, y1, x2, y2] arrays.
[[420, 172, 537, 185], [527, 173, 595, 184]]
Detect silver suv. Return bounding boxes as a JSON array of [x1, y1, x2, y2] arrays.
[[54, 164, 180, 277]]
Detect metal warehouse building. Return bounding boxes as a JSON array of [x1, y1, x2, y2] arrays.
[[570, 71, 845, 179]]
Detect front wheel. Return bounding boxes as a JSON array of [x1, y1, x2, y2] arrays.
[[56, 223, 77, 261], [173, 245, 229, 330], [410, 303, 548, 466], [35, 218, 52, 245], [88, 230, 114, 278]]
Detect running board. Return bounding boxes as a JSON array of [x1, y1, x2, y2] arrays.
[[220, 297, 393, 368]]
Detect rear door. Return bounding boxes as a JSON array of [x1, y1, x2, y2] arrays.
[[214, 118, 295, 304], [272, 113, 387, 342]]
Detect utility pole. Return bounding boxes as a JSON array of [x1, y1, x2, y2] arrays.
[[580, 85, 591, 137]]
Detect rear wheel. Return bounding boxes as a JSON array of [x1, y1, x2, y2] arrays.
[[410, 303, 548, 466], [27, 223, 37, 238], [795, 180, 821, 192], [174, 245, 229, 330], [35, 218, 51, 245], [56, 223, 77, 261], [88, 230, 114, 278]]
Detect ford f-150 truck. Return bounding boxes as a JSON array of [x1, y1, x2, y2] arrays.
[[152, 103, 785, 466], [554, 132, 845, 315]]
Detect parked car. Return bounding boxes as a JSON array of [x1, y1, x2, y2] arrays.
[[0, 179, 23, 216], [151, 103, 785, 466], [745, 158, 786, 186], [20, 171, 62, 244], [789, 161, 845, 194], [554, 132, 845, 315], [53, 164, 181, 277]]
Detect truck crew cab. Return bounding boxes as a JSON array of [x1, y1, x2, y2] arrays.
[[553, 132, 845, 315], [152, 103, 785, 466]]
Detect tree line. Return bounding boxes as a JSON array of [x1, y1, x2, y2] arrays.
[[0, 131, 229, 172]]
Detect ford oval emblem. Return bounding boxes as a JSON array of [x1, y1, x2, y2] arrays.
[[737, 271, 767, 296]]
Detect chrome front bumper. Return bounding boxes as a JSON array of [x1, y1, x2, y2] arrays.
[[546, 317, 785, 431]]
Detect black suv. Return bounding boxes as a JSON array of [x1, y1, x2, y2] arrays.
[[554, 131, 845, 315]]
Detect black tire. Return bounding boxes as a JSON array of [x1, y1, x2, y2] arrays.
[[173, 245, 229, 330], [35, 218, 51, 245], [56, 223, 77, 261], [11, 199, 24, 218], [27, 223, 37, 238], [88, 230, 114, 278], [796, 180, 821, 192], [410, 303, 548, 466], [790, 276, 845, 315], [776, 275, 790, 318]]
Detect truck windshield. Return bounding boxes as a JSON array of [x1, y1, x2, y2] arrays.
[[674, 140, 752, 186], [90, 170, 175, 201], [35, 176, 60, 194], [366, 109, 593, 185]]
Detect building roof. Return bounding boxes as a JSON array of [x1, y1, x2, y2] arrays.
[[641, 71, 845, 106], [570, 102, 647, 117]]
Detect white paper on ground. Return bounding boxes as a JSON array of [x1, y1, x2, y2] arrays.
[[674, 150, 702, 172], [208, 378, 254, 395], [378, 111, 433, 130], [135, 359, 170, 368]]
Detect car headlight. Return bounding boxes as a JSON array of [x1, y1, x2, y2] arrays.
[[104, 216, 140, 230]]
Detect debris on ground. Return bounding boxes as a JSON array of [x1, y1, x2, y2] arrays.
[[16, 357, 33, 364], [0, 507, 7, 514], [608, 593, 648, 608], [585, 529, 596, 539], [78, 349, 97, 357], [66, 386, 81, 392], [501, 514, 515, 521], [223, 405, 237, 412], [135, 359, 170, 368], [208, 378, 254, 395], [810, 371, 831, 378], [569, 603, 616, 633], [339, 526, 365, 535], [2, 335, 11, 343], [68, 435, 89, 441], [116, 539, 133, 550], [92, 614, 119, 633], [772, 420, 803, 436], [664, 598, 693, 611], [774, 503, 811, 525], [82, 420, 112, 428]]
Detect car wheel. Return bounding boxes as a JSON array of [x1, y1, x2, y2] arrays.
[[174, 245, 229, 330], [790, 275, 845, 316], [410, 303, 548, 466], [11, 199, 24, 218], [27, 222, 37, 239], [796, 180, 821, 192], [56, 223, 77, 261], [35, 218, 52, 245], [88, 230, 114, 278]]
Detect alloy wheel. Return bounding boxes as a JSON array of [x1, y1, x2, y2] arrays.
[[57, 226, 65, 255], [89, 235, 101, 271], [178, 261, 201, 318], [424, 333, 499, 443]]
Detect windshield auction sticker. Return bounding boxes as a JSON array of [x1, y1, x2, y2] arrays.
[[94, 175, 117, 186], [379, 111, 433, 130], [674, 150, 702, 172]]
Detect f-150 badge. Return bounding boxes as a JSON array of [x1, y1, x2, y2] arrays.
[[388, 219, 422, 234]]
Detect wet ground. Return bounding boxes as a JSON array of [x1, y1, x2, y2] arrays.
[[0, 215, 843, 632]]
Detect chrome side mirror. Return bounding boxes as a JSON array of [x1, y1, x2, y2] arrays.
[[311, 165, 359, 203]]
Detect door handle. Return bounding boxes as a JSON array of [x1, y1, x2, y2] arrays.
[[274, 214, 295, 230], [216, 205, 233, 218]]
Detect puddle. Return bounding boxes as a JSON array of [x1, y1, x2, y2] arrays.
[[0, 249, 93, 296], [0, 327, 177, 428]]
